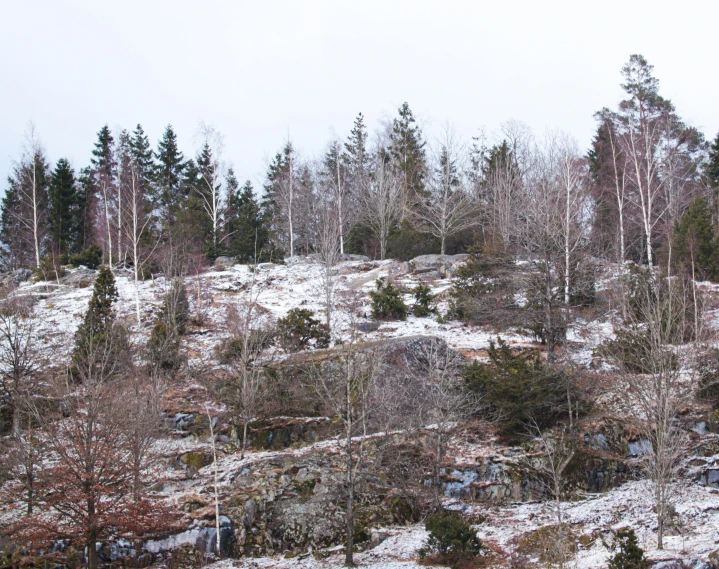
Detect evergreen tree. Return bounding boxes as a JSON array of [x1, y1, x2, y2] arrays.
[[71, 265, 127, 379], [76, 166, 96, 251], [129, 124, 156, 204], [344, 112, 371, 188], [607, 528, 647, 569], [90, 125, 117, 264], [91, 125, 116, 180], [226, 179, 270, 262], [389, 102, 427, 199], [154, 124, 186, 218], [708, 132, 719, 189], [672, 196, 718, 280], [48, 158, 81, 258]]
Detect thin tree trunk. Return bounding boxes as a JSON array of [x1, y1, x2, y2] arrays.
[[32, 158, 40, 268], [345, 382, 354, 567], [207, 410, 222, 556]]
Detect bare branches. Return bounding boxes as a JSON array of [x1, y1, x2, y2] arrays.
[[360, 157, 405, 260]]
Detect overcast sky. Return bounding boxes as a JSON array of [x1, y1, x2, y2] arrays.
[[1, 0, 717, 193]]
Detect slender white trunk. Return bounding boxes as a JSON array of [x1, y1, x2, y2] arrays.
[[564, 177, 571, 307], [32, 158, 40, 268], [102, 181, 113, 268], [337, 152, 344, 255], [206, 408, 222, 556], [288, 153, 294, 257]]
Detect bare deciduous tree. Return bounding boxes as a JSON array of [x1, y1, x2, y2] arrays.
[[306, 328, 380, 567], [413, 125, 477, 255], [193, 123, 227, 254], [360, 157, 404, 260], [0, 290, 38, 437], [610, 283, 695, 550], [407, 338, 483, 504]]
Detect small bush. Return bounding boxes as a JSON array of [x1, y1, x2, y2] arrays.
[[607, 527, 647, 569], [69, 245, 103, 270], [33, 255, 67, 282], [462, 337, 585, 439], [277, 308, 330, 352], [698, 349, 719, 408], [216, 329, 274, 364], [146, 279, 189, 376], [596, 326, 679, 374], [369, 278, 407, 320], [419, 511, 483, 565], [413, 283, 436, 317]]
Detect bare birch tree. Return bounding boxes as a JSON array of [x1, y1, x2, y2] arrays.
[[194, 124, 226, 255], [608, 282, 695, 549], [123, 163, 157, 324], [360, 157, 404, 260], [407, 337, 482, 504], [413, 125, 477, 254]]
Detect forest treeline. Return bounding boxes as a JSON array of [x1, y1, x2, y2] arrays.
[[2, 53, 719, 283]]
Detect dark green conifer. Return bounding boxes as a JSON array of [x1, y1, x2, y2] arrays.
[[48, 158, 80, 258]]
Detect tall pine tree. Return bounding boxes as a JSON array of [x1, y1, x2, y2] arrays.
[[389, 102, 427, 200], [48, 158, 81, 258], [154, 124, 186, 222], [226, 178, 270, 262], [708, 132, 719, 189]]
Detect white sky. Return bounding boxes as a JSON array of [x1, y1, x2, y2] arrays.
[[1, 0, 717, 193]]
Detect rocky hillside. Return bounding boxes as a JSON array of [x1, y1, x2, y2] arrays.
[[3, 254, 719, 569]]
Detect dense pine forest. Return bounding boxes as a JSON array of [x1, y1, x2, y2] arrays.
[[2, 54, 719, 569]]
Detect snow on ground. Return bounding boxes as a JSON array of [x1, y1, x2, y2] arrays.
[[21, 258, 563, 367]]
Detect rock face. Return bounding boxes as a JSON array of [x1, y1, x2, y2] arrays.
[[59, 268, 96, 288], [144, 516, 234, 557], [0, 268, 33, 286], [408, 254, 468, 278]]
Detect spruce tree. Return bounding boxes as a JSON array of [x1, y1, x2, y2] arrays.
[[130, 124, 156, 204], [71, 265, 126, 379], [344, 112, 371, 186], [389, 102, 427, 199], [708, 132, 719, 189], [226, 179, 269, 262], [91, 125, 116, 181], [672, 196, 718, 280], [76, 166, 95, 252], [154, 124, 186, 218], [48, 158, 80, 259], [607, 528, 647, 569]]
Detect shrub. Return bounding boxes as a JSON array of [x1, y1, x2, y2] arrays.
[[276, 308, 330, 352], [33, 255, 67, 282], [449, 239, 518, 325], [146, 279, 189, 376], [69, 245, 103, 270], [216, 329, 274, 364], [369, 278, 407, 320], [462, 338, 584, 439], [413, 283, 436, 317], [698, 349, 719, 408], [607, 527, 647, 569], [420, 511, 483, 564], [596, 326, 679, 374]]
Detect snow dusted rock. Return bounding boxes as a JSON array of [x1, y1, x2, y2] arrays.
[[59, 267, 96, 288], [213, 256, 234, 269], [1, 268, 33, 285], [144, 516, 234, 557], [339, 253, 370, 262], [409, 254, 469, 278]]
